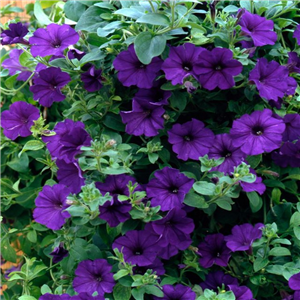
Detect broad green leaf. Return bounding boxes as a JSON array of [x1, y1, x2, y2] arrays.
[[246, 154, 262, 169], [113, 8, 144, 19], [134, 32, 167, 64], [64, 0, 87, 22], [80, 48, 105, 65], [113, 283, 131, 300], [247, 191, 263, 213], [136, 13, 170, 26], [269, 247, 291, 256], [19, 296, 38, 300], [253, 257, 269, 272], [193, 181, 215, 196], [1, 239, 17, 263], [113, 270, 130, 281], [19, 140, 44, 157], [34, 1, 52, 25], [184, 191, 209, 208], [7, 153, 29, 173], [27, 230, 37, 243], [75, 6, 106, 32]]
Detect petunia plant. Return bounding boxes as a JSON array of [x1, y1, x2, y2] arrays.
[[1, 1, 300, 300]]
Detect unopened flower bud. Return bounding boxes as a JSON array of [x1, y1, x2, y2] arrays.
[[163, 114, 170, 120], [66, 199, 74, 205], [144, 207, 150, 212]]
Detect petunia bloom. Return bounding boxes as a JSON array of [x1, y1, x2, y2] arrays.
[[153, 284, 196, 300], [200, 271, 238, 292], [39, 294, 71, 300], [146, 167, 194, 211], [1, 101, 40, 140], [50, 243, 69, 263], [225, 223, 264, 252], [29, 23, 79, 57], [2, 49, 31, 81], [133, 86, 171, 107], [239, 10, 277, 46], [162, 43, 204, 85], [272, 141, 300, 168], [228, 285, 254, 300], [112, 230, 160, 266], [287, 52, 300, 74], [194, 48, 243, 90], [208, 133, 246, 174], [113, 44, 163, 88], [230, 109, 285, 155], [73, 259, 115, 296], [282, 114, 300, 142], [240, 169, 266, 195], [168, 118, 215, 161], [293, 24, 300, 45], [81, 66, 103, 92], [197, 233, 231, 268], [30, 67, 71, 107], [120, 98, 165, 137], [133, 258, 165, 276], [33, 184, 71, 230], [249, 58, 295, 101], [1, 22, 29, 45]]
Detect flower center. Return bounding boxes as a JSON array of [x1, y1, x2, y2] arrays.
[[139, 64, 145, 69], [252, 126, 264, 136], [184, 135, 192, 141], [96, 276, 102, 282], [134, 248, 143, 255], [215, 65, 222, 71], [182, 62, 193, 71], [169, 186, 179, 194]]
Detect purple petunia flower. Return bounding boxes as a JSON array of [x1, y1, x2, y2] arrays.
[[287, 52, 300, 74], [30, 67, 71, 107], [208, 133, 246, 174], [162, 43, 204, 85], [73, 259, 115, 296], [81, 66, 103, 92], [112, 230, 160, 266], [50, 243, 69, 263], [29, 23, 79, 57], [96, 174, 140, 196], [99, 195, 131, 227], [120, 98, 165, 137], [225, 223, 264, 252], [113, 44, 163, 88], [293, 25, 300, 45], [272, 141, 300, 168], [2, 49, 32, 81], [42, 119, 92, 163], [230, 109, 285, 155], [249, 58, 295, 101], [200, 271, 238, 292], [194, 48, 243, 90], [289, 272, 300, 291], [157, 243, 179, 260], [197, 233, 231, 268], [56, 159, 85, 194], [240, 169, 266, 195], [39, 294, 71, 300], [33, 184, 71, 230], [1, 22, 29, 45], [146, 167, 194, 211], [133, 257, 165, 276], [168, 118, 215, 161], [146, 207, 194, 250], [133, 87, 171, 107], [228, 285, 254, 300], [238, 10, 277, 47], [1, 101, 40, 140], [282, 114, 300, 142], [153, 284, 196, 300]]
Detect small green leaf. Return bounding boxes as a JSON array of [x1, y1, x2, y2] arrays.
[[184, 191, 209, 208], [19, 296, 38, 300], [246, 154, 262, 169], [283, 174, 300, 181], [113, 8, 144, 19], [27, 230, 37, 243], [19, 140, 44, 157], [64, 0, 87, 22], [41, 284, 52, 295], [247, 191, 263, 213], [137, 13, 170, 26], [34, 1, 52, 25], [253, 257, 269, 272], [113, 283, 131, 300], [1, 239, 17, 263], [269, 247, 291, 256], [193, 181, 215, 196], [113, 269, 130, 280]]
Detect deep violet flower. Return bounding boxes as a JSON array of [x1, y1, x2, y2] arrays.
[[282, 114, 300, 142], [99, 195, 131, 227], [96, 174, 140, 196], [162, 43, 204, 85], [224, 223, 264, 252], [287, 52, 300, 74], [1, 22, 29, 45], [113, 44, 163, 88], [112, 230, 160, 266], [2, 49, 31, 81], [230, 109, 285, 155], [228, 285, 254, 300], [80, 66, 103, 92], [50, 243, 69, 263], [157, 243, 179, 260], [39, 294, 71, 300], [272, 141, 300, 168], [73, 259, 115, 296], [168, 119, 215, 161], [240, 169, 266, 195], [33, 184, 71, 230], [56, 159, 85, 194], [289, 272, 300, 291], [238, 10, 277, 47], [120, 98, 165, 137], [200, 271, 238, 292], [194, 48, 243, 90], [42, 119, 92, 163], [249, 58, 294, 101], [1, 101, 40, 140], [197, 233, 231, 268], [208, 133, 246, 174], [293, 24, 300, 45], [133, 258, 165, 276], [29, 23, 79, 57], [146, 167, 194, 211], [133, 87, 171, 106], [30, 67, 71, 107], [146, 207, 194, 250], [153, 284, 196, 300]]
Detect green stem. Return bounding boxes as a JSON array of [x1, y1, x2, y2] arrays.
[[148, 0, 156, 12]]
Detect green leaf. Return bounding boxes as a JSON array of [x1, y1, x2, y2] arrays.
[[19, 140, 44, 157], [80, 48, 105, 65], [144, 285, 164, 297], [253, 257, 269, 272], [64, 0, 87, 22], [49, 58, 71, 70], [134, 32, 167, 64], [193, 181, 215, 196], [5, 74, 18, 89], [223, 5, 239, 12], [1, 239, 17, 263], [27, 230, 37, 243], [34, 1, 52, 25], [269, 247, 291, 256], [113, 8, 144, 19], [7, 153, 29, 173], [169, 91, 188, 112], [113, 283, 131, 300], [103, 114, 125, 132], [41, 284, 52, 295], [265, 265, 285, 275], [148, 152, 159, 164], [132, 287, 146, 300], [290, 212, 300, 227], [215, 197, 234, 211], [246, 154, 262, 169], [75, 6, 106, 32], [247, 191, 263, 213], [137, 13, 170, 26], [283, 174, 300, 181], [19, 296, 38, 300], [271, 188, 281, 204], [294, 226, 300, 240], [184, 191, 209, 208]]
